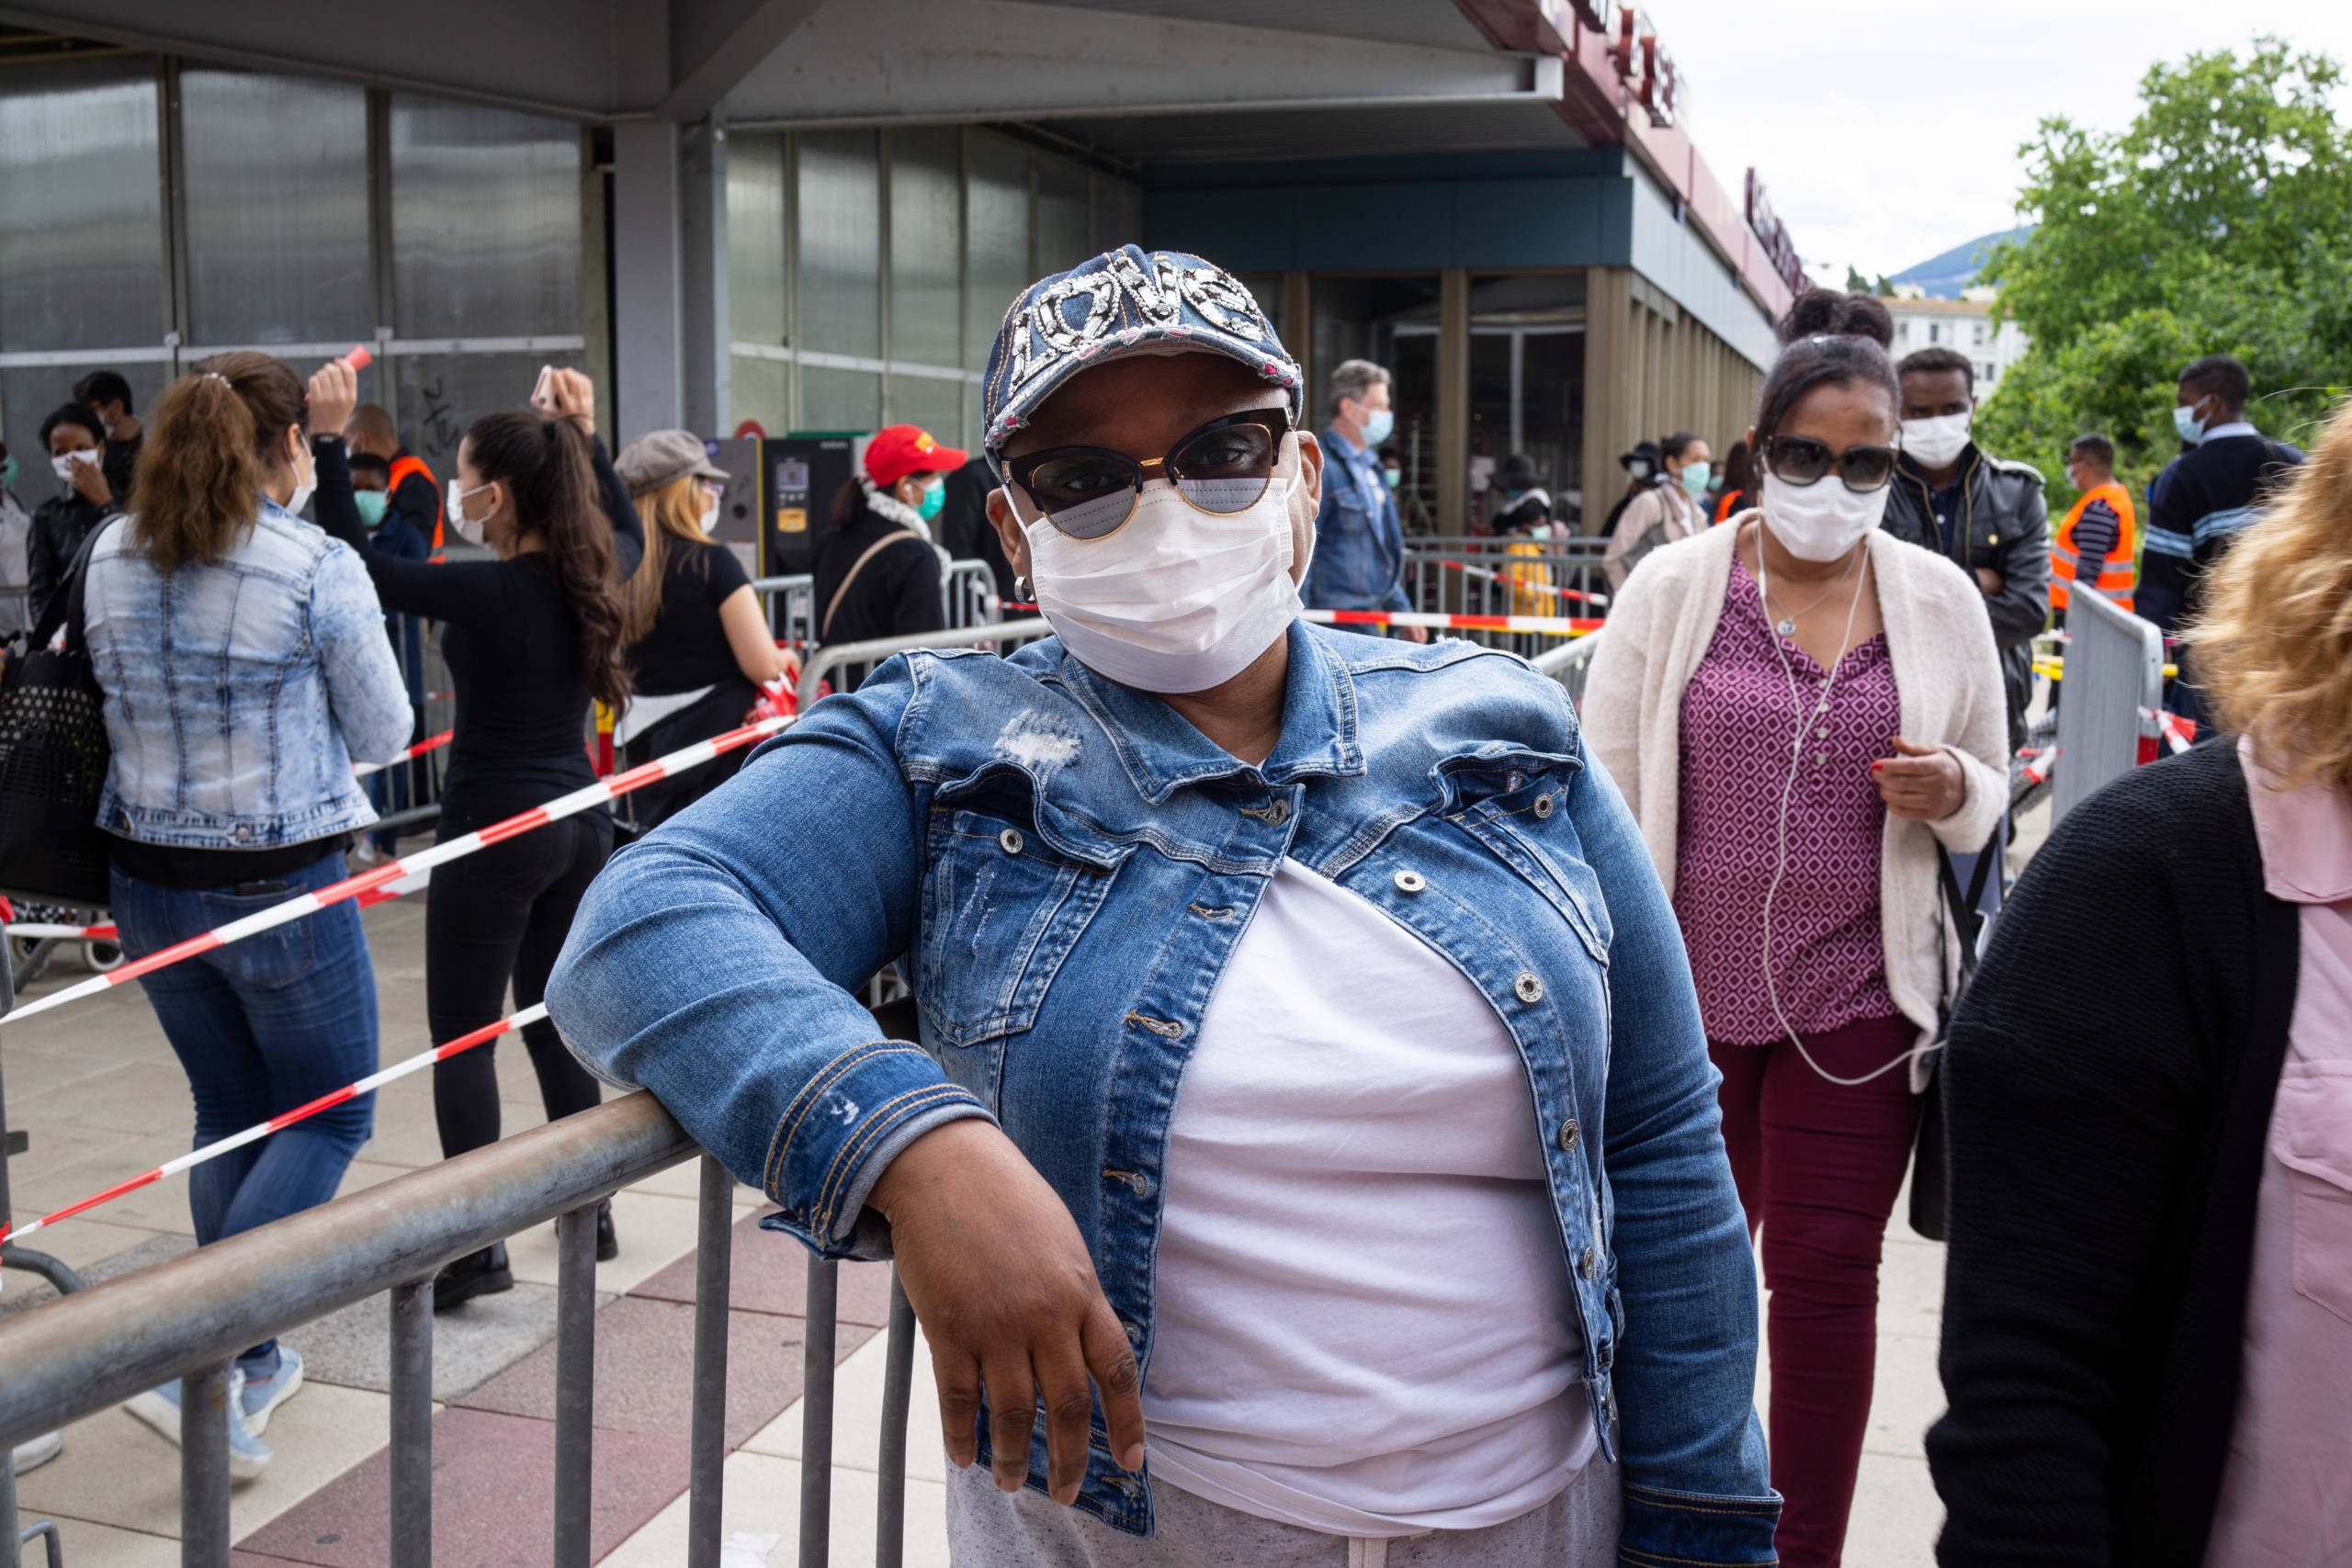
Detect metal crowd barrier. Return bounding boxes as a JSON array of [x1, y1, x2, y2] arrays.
[[796, 618, 1054, 711], [1531, 626, 1608, 712], [0, 1089, 921, 1568], [943, 561, 1001, 629], [1400, 542, 1611, 652], [750, 573, 818, 650], [2051, 589, 2166, 824]]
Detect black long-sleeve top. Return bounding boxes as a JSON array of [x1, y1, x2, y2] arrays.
[[311, 434, 643, 833], [1927, 739, 2300, 1567]]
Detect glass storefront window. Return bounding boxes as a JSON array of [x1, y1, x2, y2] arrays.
[[181, 71, 370, 348], [965, 131, 1029, 380], [798, 129, 880, 364], [0, 60, 165, 357], [390, 97, 581, 341], [889, 127, 961, 379], [1035, 154, 1090, 276]]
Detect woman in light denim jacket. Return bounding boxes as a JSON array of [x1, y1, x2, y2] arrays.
[[85, 353, 411, 1478], [549, 248, 1778, 1565]]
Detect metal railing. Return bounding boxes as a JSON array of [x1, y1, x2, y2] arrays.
[[944, 561, 1001, 629], [1531, 626, 1608, 711], [749, 573, 818, 651], [0, 1089, 921, 1568], [2051, 589, 2165, 824], [1399, 542, 1611, 651], [796, 618, 1054, 711]]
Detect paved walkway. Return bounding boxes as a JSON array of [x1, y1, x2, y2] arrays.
[[2, 834, 1984, 1565]]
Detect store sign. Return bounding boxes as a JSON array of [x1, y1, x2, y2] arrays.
[[1745, 169, 1807, 296], [1610, 6, 1679, 127]]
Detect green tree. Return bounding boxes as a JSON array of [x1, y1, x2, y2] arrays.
[[1975, 39, 2352, 507]]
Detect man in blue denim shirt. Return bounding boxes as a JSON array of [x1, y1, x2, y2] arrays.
[[1302, 359, 1426, 643], [549, 246, 1775, 1564]]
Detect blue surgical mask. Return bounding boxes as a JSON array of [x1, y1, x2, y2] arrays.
[[918, 475, 946, 523], [1360, 408, 1395, 446], [1679, 461, 1713, 498], [1382, 468, 1401, 490], [2172, 403, 2207, 446], [353, 490, 389, 529]]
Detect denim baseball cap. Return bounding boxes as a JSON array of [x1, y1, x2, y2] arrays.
[[980, 245, 1304, 474]]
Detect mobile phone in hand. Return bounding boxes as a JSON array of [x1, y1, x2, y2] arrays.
[[530, 365, 558, 414]]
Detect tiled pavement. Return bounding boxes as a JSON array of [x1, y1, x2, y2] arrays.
[[0, 810, 2005, 1565]]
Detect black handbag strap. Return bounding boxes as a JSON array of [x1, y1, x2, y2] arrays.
[[1936, 823, 2003, 976]]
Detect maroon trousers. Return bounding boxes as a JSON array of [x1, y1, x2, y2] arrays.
[[1711, 1014, 1921, 1568]]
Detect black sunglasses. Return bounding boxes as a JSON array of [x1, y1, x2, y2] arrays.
[[1006, 409, 1292, 540], [1762, 434, 1898, 493]]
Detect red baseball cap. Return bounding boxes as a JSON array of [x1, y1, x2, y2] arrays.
[[863, 423, 968, 490]]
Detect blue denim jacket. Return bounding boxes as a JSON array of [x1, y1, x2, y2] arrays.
[[1302, 425, 1411, 613], [84, 503, 413, 849], [548, 622, 1777, 1559]]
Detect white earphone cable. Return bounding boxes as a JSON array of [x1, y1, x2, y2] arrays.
[[1752, 526, 1915, 1088]]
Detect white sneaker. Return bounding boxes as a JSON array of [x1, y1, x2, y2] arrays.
[[123, 1368, 271, 1481], [238, 1347, 304, 1437], [10, 1429, 61, 1475]]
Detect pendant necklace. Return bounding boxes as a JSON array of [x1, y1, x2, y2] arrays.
[[1758, 541, 1861, 638]]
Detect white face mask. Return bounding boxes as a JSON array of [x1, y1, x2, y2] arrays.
[[447, 479, 492, 547], [698, 494, 721, 536], [51, 450, 96, 484], [1020, 473, 1304, 694], [284, 439, 316, 516], [1759, 469, 1890, 563], [1899, 411, 1973, 469]]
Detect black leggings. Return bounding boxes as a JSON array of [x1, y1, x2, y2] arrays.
[[427, 812, 613, 1159]]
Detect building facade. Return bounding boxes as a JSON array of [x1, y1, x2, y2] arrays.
[[1883, 291, 2031, 394], [0, 0, 1802, 537]]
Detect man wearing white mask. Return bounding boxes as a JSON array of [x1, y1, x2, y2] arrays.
[[548, 245, 1780, 1567], [1302, 357, 1425, 641], [1880, 345, 2050, 750]]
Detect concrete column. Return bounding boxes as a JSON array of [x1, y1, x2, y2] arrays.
[[1436, 267, 1470, 536], [682, 118, 731, 437], [1580, 265, 1632, 536], [613, 119, 684, 442], [1281, 272, 1311, 380]]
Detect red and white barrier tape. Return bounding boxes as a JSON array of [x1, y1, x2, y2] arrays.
[[0, 1002, 547, 1247], [2, 714, 796, 1026], [1438, 558, 1607, 606], [352, 729, 453, 777], [1302, 608, 1605, 637]]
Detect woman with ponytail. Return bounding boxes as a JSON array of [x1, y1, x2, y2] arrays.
[[85, 352, 413, 1476], [305, 362, 642, 1307]]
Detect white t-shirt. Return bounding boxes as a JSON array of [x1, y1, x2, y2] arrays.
[[1142, 857, 1594, 1536]]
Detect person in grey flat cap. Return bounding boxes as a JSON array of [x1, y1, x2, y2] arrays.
[[611, 429, 796, 829], [550, 245, 1778, 1568]]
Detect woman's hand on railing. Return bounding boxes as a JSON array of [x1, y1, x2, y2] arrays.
[[869, 1118, 1147, 1505]]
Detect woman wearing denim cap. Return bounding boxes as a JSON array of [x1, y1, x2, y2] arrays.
[[548, 246, 1778, 1566]]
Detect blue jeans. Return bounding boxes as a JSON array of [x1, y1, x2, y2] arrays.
[[111, 848, 379, 1363]]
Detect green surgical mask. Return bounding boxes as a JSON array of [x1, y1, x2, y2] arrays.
[[1383, 468, 1402, 490], [918, 476, 946, 523], [353, 490, 389, 529]]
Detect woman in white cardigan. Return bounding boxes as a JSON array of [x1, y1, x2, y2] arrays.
[[1580, 291, 2006, 1568]]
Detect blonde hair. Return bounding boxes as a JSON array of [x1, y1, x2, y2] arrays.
[[2186, 395, 2352, 792], [619, 472, 713, 645]]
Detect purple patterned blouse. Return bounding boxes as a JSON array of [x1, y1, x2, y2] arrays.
[[1673, 551, 1902, 1044]]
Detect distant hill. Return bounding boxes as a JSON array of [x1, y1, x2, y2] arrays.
[[1891, 226, 2036, 299]]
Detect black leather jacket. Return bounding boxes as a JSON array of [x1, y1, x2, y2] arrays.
[[1881, 447, 2051, 739]]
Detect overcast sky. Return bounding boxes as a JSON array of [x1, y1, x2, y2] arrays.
[[1661, 0, 2352, 285]]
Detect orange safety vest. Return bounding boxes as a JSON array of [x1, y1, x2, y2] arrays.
[[2052, 479, 2137, 612], [388, 454, 446, 550]]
